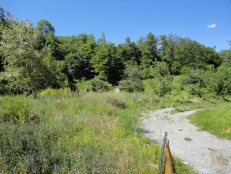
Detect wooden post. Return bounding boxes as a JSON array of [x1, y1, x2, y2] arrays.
[[164, 141, 176, 174], [157, 132, 168, 174]]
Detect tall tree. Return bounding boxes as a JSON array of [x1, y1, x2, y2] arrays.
[[173, 38, 221, 74], [138, 33, 159, 67], [137, 33, 159, 78], [220, 49, 231, 65], [97, 32, 107, 45], [91, 43, 123, 84], [0, 6, 5, 22], [117, 37, 142, 66], [36, 19, 55, 37], [0, 20, 54, 95], [159, 35, 175, 67]]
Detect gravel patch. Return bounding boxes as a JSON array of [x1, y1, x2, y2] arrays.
[[142, 108, 231, 174]]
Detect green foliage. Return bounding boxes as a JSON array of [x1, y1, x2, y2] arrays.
[[0, 21, 55, 95], [65, 52, 91, 82], [153, 61, 170, 78], [77, 77, 112, 92], [138, 33, 159, 69], [143, 76, 173, 97], [39, 88, 73, 97], [159, 35, 175, 66], [0, 96, 39, 123], [0, 93, 195, 173], [119, 79, 144, 93], [36, 19, 55, 36], [173, 38, 221, 73], [215, 65, 231, 97], [117, 37, 142, 66], [181, 67, 231, 99], [0, 6, 5, 22], [91, 43, 124, 84], [0, 12, 226, 96], [219, 49, 231, 64], [143, 62, 173, 97], [119, 65, 144, 92]]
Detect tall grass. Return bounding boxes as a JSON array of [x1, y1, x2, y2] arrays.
[[0, 91, 195, 173], [189, 103, 231, 140]]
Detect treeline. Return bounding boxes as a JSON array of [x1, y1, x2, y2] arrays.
[[0, 6, 231, 98]]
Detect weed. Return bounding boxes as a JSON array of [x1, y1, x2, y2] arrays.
[[0, 92, 196, 173]]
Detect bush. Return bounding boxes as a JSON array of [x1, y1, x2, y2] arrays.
[[143, 76, 173, 97], [119, 79, 144, 92], [181, 69, 218, 99], [39, 88, 73, 97], [119, 65, 144, 92], [0, 97, 39, 123], [0, 94, 195, 173], [77, 78, 112, 92]]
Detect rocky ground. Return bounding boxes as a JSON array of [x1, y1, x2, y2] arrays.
[[142, 108, 231, 174]]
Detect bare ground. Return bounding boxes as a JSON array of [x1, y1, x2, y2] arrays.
[[142, 108, 231, 174]]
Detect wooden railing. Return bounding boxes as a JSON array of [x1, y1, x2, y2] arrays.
[[157, 132, 176, 174]]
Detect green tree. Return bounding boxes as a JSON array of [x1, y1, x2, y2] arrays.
[[97, 32, 107, 45], [91, 43, 123, 84], [152, 62, 173, 97], [138, 33, 159, 66], [36, 19, 55, 37], [174, 38, 221, 74], [159, 35, 177, 73], [0, 20, 54, 95], [215, 64, 231, 98], [0, 6, 5, 22], [220, 49, 231, 65], [117, 37, 142, 66], [57, 34, 97, 90], [119, 65, 144, 92], [138, 33, 159, 78]]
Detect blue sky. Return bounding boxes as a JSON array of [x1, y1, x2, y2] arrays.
[[1, 0, 231, 51]]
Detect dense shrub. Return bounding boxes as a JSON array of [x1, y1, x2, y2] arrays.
[[119, 65, 144, 92], [0, 97, 39, 123], [181, 67, 231, 99], [39, 88, 73, 97], [119, 78, 144, 92], [77, 77, 112, 92], [143, 76, 173, 97]]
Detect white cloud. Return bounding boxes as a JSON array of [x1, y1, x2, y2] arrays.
[[207, 24, 216, 29]]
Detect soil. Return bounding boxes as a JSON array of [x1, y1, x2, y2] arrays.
[[142, 108, 231, 174]]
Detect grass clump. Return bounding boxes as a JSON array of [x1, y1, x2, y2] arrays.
[[0, 96, 39, 123], [189, 103, 231, 140], [0, 92, 195, 173]]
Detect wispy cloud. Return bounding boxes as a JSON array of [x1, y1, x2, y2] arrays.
[[207, 24, 216, 29]]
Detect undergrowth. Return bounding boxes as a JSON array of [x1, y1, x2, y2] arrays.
[[0, 91, 196, 173]]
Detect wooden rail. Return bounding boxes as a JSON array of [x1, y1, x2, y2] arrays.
[[157, 132, 176, 174]]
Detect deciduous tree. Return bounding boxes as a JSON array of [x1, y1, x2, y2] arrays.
[[0, 20, 54, 95]]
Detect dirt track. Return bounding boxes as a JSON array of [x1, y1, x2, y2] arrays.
[[142, 108, 231, 174]]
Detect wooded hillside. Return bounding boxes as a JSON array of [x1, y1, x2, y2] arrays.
[[0, 6, 231, 99]]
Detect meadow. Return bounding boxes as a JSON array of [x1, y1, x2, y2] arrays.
[[0, 89, 196, 173], [189, 103, 231, 140]]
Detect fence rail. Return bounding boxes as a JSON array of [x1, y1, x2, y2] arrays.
[[157, 132, 176, 174]]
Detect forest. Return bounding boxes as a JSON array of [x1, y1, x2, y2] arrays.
[[0, 6, 230, 98], [0, 5, 231, 173]]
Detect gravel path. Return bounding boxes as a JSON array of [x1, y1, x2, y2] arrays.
[[142, 108, 231, 174]]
